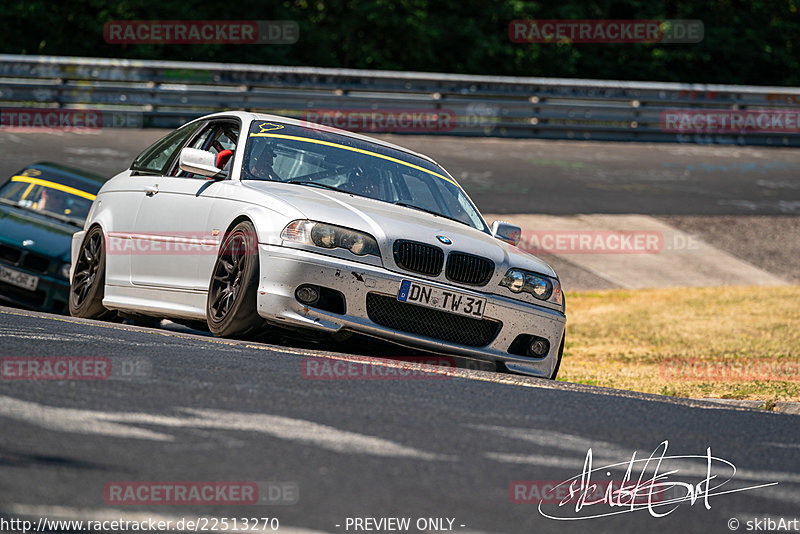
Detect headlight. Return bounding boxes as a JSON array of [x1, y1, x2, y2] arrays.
[[500, 268, 562, 306], [311, 224, 336, 248], [281, 220, 380, 257], [503, 270, 524, 293], [59, 263, 71, 280]]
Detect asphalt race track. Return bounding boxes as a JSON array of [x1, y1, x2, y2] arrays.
[[1, 129, 799, 533], [1, 306, 799, 534]]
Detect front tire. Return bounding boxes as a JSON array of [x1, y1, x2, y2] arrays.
[[206, 221, 263, 337], [549, 333, 565, 380], [69, 225, 111, 319]]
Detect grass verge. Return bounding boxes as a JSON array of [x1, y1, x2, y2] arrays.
[[559, 286, 800, 403]]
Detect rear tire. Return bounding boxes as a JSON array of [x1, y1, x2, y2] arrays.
[[206, 221, 263, 337], [69, 226, 111, 319]]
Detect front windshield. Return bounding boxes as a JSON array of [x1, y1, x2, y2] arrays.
[[242, 121, 488, 232], [0, 170, 95, 225]]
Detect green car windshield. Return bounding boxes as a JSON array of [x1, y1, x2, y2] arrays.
[[0, 170, 95, 226], [242, 121, 488, 232]]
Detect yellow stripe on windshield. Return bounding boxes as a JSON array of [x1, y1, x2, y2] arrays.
[[249, 132, 459, 188], [11, 176, 96, 201]]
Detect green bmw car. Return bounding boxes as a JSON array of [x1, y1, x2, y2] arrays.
[[0, 162, 106, 314]]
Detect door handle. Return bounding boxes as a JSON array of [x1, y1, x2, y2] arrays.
[[144, 185, 159, 196]]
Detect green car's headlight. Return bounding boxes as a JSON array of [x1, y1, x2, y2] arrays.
[[500, 268, 562, 305], [281, 220, 380, 257]]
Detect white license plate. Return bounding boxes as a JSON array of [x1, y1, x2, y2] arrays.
[[0, 265, 39, 291], [397, 280, 486, 318]]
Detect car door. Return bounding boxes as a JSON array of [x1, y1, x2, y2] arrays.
[[105, 122, 201, 288], [130, 119, 239, 292]]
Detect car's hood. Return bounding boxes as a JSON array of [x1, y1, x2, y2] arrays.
[[244, 182, 557, 279], [0, 204, 78, 261]]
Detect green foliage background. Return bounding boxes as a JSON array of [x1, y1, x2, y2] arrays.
[[3, 0, 799, 84]]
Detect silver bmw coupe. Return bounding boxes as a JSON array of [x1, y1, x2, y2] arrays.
[[69, 112, 566, 378]]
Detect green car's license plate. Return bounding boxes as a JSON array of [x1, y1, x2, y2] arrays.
[[0, 265, 39, 291]]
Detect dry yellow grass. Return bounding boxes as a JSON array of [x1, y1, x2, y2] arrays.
[[559, 286, 800, 404]]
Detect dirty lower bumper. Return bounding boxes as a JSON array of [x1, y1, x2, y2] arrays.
[[256, 244, 566, 378]]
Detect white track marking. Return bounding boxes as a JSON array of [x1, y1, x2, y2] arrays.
[[490, 450, 800, 507], [0, 395, 448, 460], [0, 396, 174, 441], [482, 427, 800, 485], [472, 425, 625, 455], [104, 407, 451, 460], [486, 213, 787, 288]]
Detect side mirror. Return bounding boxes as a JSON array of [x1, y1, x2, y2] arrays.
[[491, 220, 521, 246], [179, 147, 225, 179]]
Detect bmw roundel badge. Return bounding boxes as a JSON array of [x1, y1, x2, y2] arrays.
[[436, 235, 452, 245]]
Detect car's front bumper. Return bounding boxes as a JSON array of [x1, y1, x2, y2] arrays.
[[0, 260, 70, 314], [255, 244, 566, 378]]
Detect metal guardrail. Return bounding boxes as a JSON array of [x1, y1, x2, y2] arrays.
[[1, 54, 800, 145]]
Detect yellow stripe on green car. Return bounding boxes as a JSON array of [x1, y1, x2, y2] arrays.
[[11, 176, 97, 201]]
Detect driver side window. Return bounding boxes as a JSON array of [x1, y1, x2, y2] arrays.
[[173, 121, 239, 178], [131, 122, 200, 175]]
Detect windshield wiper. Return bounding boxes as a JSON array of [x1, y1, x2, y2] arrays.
[[392, 201, 470, 227]]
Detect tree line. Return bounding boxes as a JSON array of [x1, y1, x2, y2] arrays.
[[3, 0, 798, 85]]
